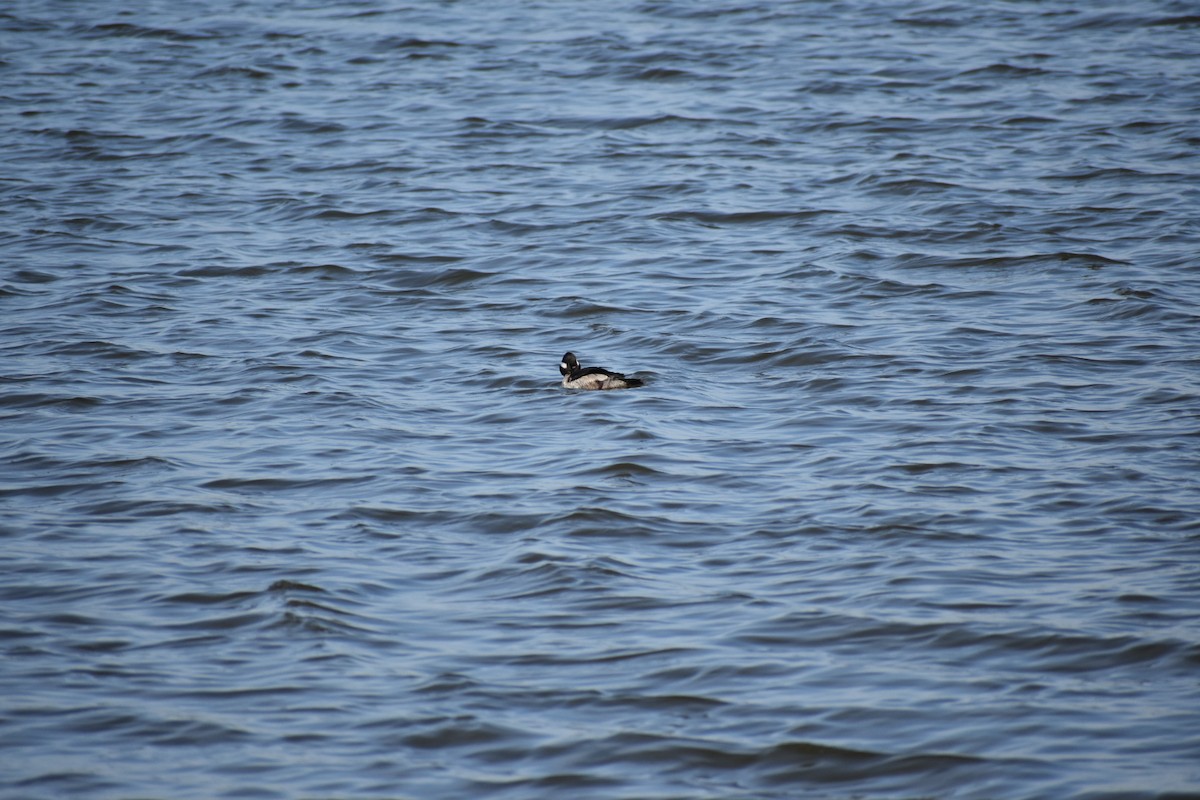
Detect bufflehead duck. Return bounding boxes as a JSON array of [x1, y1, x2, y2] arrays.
[[559, 352, 644, 390]]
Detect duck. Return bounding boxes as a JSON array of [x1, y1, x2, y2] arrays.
[[559, 351, 644, 390]]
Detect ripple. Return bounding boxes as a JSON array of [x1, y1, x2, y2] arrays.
[[1, 1, 1198, 798]]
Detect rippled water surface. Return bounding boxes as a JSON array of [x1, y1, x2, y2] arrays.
[[3, 1, 1200, 797]]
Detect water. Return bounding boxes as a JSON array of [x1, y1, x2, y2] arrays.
[[2, 1, 1199, 797]]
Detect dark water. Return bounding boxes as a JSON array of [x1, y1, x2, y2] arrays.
[[3, 1, 1200, 797]]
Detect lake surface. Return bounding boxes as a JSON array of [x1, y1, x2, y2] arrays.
[[2, 1, 1199, 798]]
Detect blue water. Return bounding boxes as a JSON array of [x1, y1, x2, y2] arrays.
[[3, 1, 1199, 798]]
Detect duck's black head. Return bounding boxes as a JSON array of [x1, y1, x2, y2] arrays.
[[559, 352, 578, 376]]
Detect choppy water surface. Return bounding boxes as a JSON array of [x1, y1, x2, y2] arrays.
[[3, 1, 1200, 797]]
